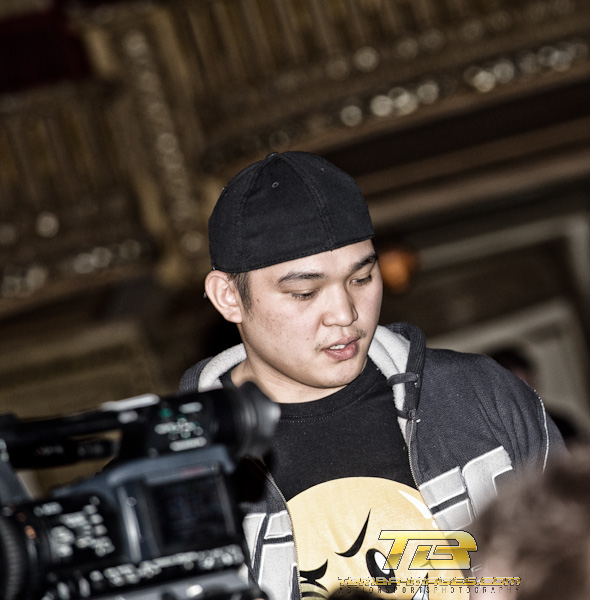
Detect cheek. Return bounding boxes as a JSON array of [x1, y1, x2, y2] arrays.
[[368, 288, 382, 310], [256, 298, 319, 334], [248, 301, 314, 346], [250, 296, 282, 326], [359, 288, 383, 324]]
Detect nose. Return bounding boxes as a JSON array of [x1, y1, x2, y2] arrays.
[[322, 285, 358, 327]]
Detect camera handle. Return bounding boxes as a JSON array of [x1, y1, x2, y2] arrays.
[[0, 440, 31, 504]]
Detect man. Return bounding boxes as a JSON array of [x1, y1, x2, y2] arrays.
[[180, 151, 564, 600]]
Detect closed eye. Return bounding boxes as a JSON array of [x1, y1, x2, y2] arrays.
[[290, 289, 319, 300], [351, 274, 372, 286]]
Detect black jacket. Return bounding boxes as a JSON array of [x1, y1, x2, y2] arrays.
[[180, 322, 565, 600]]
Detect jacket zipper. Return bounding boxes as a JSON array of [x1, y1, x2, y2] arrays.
[[406, 409, 420, 489]]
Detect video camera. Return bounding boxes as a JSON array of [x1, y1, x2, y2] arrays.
[[0, 382, 280, 600]]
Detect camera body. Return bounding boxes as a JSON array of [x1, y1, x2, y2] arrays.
[[0, 382, 279, 600]]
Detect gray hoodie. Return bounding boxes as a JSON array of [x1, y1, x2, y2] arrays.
[[180, 321, 565, 600]]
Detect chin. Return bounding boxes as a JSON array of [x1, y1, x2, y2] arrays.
[[320, 366, 365, 389]]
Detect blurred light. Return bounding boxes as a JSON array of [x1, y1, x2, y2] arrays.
[[340, 104, 363, 127], [25, 264, 48, 291], [326, 57, 350, 80], [90, 247, 113, 269], [370, 94, 393, 117], [464, 66, 496, 93], [492, 59, 516, 83], [516, 51, 540, 75], [353, 47, 379, 72], [419, 29, 445, 52], [72, 252, 95, 274], [461, 19, 485, 42], [395, 37, 419, 60], [538, 44, 575, 71], [36, 212, 60, 238], [180, 232, 204, 255], [124, 31, 149, 57], [160, 152, 184, 170], [156, 132, 179, 154], [379, 247, 418, 294], [388, 87, 419, 115], [268, 129, 291, 148], [416, 80, 440, 104]]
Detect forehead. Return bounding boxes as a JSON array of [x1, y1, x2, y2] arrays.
[[252, 240, 376, 284]]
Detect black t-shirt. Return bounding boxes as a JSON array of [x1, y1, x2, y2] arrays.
[[222, 359, 452, 597], [264, 358, 415, 500]]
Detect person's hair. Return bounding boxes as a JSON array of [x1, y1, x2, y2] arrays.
[[470, 445, 590, 599], [227, 271, 252, 312]]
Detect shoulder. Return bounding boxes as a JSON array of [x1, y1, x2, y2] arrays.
[[423, 346, 538, 402], [179, 358, 212, 392], [179, 343, 247, 393], [425, 346, 508, 378], [422, 347, 558, 465], [420, 346, 557, 457]]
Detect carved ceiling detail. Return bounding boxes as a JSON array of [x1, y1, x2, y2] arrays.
[[0, 0, 589, 316]]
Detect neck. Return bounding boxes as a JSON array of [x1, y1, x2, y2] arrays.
[[230, 360, 343, 404]]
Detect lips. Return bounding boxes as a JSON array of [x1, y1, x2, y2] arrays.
[[323, 338, 359, 361]]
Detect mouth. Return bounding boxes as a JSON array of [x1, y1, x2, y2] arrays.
[[323, 338, 360, 361]]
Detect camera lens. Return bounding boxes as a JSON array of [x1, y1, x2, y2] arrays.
[[229, 381, 281, 457], [0, 514, 34, 600]]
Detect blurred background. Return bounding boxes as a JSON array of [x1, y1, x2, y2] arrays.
[[1, 0, 590, 491]]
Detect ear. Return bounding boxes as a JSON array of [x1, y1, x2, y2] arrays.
[[204, 271, 244, 324]]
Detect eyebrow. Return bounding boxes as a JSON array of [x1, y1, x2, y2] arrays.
[[277, 251, 378, 285], [353, 252, 379, 272]]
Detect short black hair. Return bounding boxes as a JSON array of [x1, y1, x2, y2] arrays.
[[227, 271, 252, 312]]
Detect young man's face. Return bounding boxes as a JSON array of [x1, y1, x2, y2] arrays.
[[235, 240, 383, 403]]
